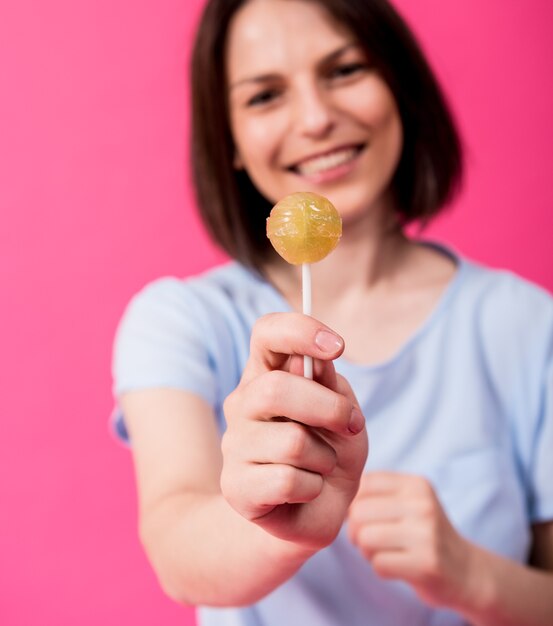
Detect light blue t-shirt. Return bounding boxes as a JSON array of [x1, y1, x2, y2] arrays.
[[112, 246, 553, 626]]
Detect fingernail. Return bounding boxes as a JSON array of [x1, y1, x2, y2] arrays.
[[315, 330, 343, 353], [348, 407, 365, 435]]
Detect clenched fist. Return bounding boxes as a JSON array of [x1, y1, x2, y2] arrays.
[[221, 313, 369, 551]]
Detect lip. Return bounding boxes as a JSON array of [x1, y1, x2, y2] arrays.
[[286, 143, 365, 184]]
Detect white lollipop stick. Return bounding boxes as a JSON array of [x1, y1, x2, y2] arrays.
[[302, 263, 313, 380]]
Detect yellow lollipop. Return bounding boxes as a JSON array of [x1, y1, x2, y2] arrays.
[[266, 192, 342, 265], [266, 192, 342, 379]]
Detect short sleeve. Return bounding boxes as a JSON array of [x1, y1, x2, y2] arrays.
[[511, 280, 553, 523], [476, 271, 553, 523], [110, 277, 219, 442], [528, 338, 553, 522]]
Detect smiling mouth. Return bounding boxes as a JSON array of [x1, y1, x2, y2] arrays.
[[290, 145, 365, 177]]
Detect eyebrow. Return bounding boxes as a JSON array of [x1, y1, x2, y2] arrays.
[[228, 42, 359, 90]]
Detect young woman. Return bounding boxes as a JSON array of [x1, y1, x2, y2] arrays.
[[112, 1, 553, 624]]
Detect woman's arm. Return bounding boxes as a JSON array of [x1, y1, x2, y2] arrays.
[[464, 521, 553, 626], [348, 473, 553, 626], [122, 313, 368, 607], [122, 389, 314, 607]]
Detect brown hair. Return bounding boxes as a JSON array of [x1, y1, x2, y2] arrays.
[[191, 0, 463, 269]]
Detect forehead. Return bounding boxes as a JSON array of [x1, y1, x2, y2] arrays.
[[226, 0, 353, 80]]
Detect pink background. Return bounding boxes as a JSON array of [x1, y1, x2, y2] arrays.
[[1, 1, 551, 624]]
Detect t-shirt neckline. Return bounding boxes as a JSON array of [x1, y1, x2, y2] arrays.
[[236, 241, 469, 372]]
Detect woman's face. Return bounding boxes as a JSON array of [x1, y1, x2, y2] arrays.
[[226, 0, 403, 225]]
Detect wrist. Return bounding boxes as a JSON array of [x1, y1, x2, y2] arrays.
[[455, 542, 497, 621]]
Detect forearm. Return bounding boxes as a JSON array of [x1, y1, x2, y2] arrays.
[[140, 490, 316, 607], [459, 545, 553, 626]]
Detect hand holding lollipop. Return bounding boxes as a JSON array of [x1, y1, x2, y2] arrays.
[[267, 192, 342, 379], [220, 193, 364, 550]]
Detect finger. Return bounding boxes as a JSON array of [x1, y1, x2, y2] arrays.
[[371, 551, 411, 581], [238, 369, 365, 435], [351, 522, 407, 558], [255, 463, 324, 506], [222, 463, 324, 521], [243, 313, 344, 382], [370, 550, 442, 587], [334, 373, 363, 408], [258, 420, 337, 475], [239, 419, 338, 475], [358, 472, 402, 495], [349, 495, 407, 525], [358, 471, 419, 496]]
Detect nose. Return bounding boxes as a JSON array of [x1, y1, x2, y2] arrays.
[[292, 81, 335, 138]]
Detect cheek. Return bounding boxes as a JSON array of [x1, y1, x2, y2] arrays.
[[229, 112, 287, 204], [343, 78, 400, 135], [357, 89, 403, 170], [376, 100, 401, 137], [231, 113, 280, 169]]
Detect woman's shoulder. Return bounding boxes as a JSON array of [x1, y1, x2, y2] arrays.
[[115, 262, 287, 359], [130, 261, 258, 295], [415, 242, 553, 343], [450, 254, 553, 376], [112, 263, 269, 402], [422, 241, 552, 310], [123, 262, 269, 316], [459, 256, 553, 324]]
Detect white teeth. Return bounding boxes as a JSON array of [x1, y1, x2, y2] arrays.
[[296, 148, 358, 175]]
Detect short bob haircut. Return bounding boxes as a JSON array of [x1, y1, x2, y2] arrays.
[[191, 0, 463, 269]]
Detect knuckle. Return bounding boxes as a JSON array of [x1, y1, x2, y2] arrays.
[[416, 496, 435, 520], [372, 553, 389, 576], [320, 445, 338, 475], [408, 475, 432, 498], [251, 313, 278, 345], [262, 312, 280, 327], [220, 428, 242, 462], [222, 389, 239, 422], [420, 551, 440, 581], [219, 465, 236, 501], [249, 317, 266, 352], [220, 431, 231, 457], [419, 523, 435, 553], [259, 370, 286, 410], [273, 465, 298, 500], [286, 422, 308, 462]]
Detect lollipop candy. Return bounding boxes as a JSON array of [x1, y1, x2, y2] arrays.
[[266, 192, 342, 265], [267, 191, 342, 378]]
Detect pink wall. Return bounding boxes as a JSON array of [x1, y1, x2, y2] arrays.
[[0, 1, 551, 624]]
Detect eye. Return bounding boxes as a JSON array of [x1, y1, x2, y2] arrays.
[[327, 62, 368, 81], [246, 88, 281, 107]]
